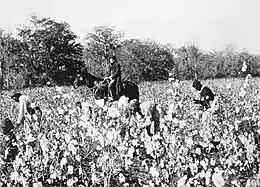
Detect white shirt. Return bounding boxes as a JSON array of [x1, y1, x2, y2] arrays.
[[17, 95, 31, 124]]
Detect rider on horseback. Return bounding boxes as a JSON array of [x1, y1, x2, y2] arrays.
[[104, 55, 122, 101]]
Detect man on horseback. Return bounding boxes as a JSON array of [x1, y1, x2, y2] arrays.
[[104, 55, 122, 101]]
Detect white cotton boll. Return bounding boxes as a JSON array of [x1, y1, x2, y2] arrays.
[[78, 167, 82, 175], [95, 99, 105, 108], [39, 134, 48, 156], [165, 103, 176, 120], [210, 158, 216, 166], [60, 157, 67, 168], [97, 134, 105, 147], [200, 160, 207, 170], [57, 107, 64, 115], [226, 83, 231, 89], [149, 166, 159, 178], [179, 120, 186, 129], [91, 173, 99, 184], [205, 169, 212, 185], [82, 101, 92, 111], [68, 165, 74, 174], [198, 170, 206, 178], [55, 86, 63, 93], [67, 178, 74, 187], [106, 130, 114, 143], [76, 154, 81, 162], [231, 180, 240, 187], [234, 120, 240, 131], [169, 77, 175, 82], [30, 103, 36, 108], [33, 182, 43, 187], [189, 163, 194, 175], [149, 180, 155, 187], [212, 168, 225, 187], [26, 133, 36, 143], [63, 93, 71, 99], [68, 142, 77, 155], [50, 171, 57, 179], [235, 107, 240, 114], [32, 114, 38, 121], [177, 175, 187, 187], [64, 133, 71, 144], [239, 88, 246, 97], [128, 146, 135, 158], [10, 171, 19, 181], [119, 173, 126, 183], [107, 107, 120, 119], [202, 111, 210, 124], [247, 144, 255, 155], [185, 137, 193, 148], [196, 147, 201, 155]]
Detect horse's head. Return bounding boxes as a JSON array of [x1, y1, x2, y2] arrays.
[[73, 71, 102, 89]]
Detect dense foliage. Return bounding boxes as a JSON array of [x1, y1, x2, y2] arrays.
[[1, 75, 260, 186], [1, 15, 260, 89]]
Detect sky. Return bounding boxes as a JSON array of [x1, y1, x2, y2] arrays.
[[1, 0, 260, 53]]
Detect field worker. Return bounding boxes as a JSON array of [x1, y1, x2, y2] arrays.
[[168, 71, 181, 95], [129, 99, 160, 136], [192, 80, 215, 109], [11, 93, 41, 127], [0, 118, 18, 164], [104, 55, 122, 101]]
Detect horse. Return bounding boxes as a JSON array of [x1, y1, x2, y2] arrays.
[[73, 70, 139, 102]]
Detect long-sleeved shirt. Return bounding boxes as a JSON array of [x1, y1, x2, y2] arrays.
[[194, 86, 215, 109], [17, 95, 31, 124], [108, 62, 121, 80]]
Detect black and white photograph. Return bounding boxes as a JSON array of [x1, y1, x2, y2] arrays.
[[0, 0, 260, 186]]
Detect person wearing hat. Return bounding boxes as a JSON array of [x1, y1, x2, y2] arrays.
[[11, 93, 41, 127], [11, 93, 31, 126], [104, 56, 122, 101], [192, 80, 215, 109]]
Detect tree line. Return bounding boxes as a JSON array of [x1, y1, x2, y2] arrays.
[[0, 15, 260, 89]]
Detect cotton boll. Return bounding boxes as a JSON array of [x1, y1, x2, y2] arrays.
[[64, 133, 71, 144], [205, 169, 212, 185], [107, 106, 120, 119], [67, 178, 74, 187], [119, 173, 126, 183], [68, 165, 74, 174], [212, 167, 225, 187], [33, 182, 43, 187], [177, 175, 187, 187]]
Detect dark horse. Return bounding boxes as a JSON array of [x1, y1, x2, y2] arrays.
[[73, 70, 139, 102]]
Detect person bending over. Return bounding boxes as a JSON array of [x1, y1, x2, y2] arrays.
[[192, 80, 214, 109]]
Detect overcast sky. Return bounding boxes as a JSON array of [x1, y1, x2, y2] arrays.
[[1, 0, 260, 53]]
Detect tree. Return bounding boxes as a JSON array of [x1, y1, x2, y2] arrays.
[[0, 30, 26, 89], [83, 26, 124, 77], [17, 15, 84, 85], [120, 39, 174, 81]]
